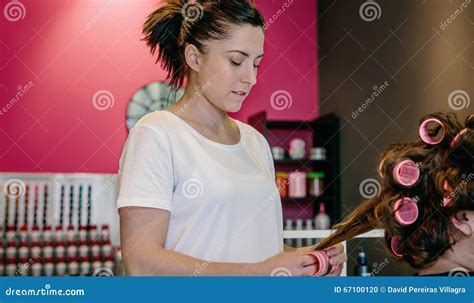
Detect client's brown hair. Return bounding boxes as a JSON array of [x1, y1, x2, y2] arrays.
[[315, 112, 473, 269]]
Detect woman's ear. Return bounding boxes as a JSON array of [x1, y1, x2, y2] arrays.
[[184, 44, 201, 72], [450, 211, 472, 237]]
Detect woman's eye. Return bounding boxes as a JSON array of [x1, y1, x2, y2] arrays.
[[254, 64, 260, 69], [231, 60, 242, 66]]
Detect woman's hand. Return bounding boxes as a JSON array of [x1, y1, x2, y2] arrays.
[[258, 251, 319, 276], [324, 243, 347, 276], [285, 243, 347, 276]]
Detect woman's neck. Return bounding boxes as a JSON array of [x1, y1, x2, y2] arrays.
[[173, 82, 228, 129], [418, 241, 473, 275]]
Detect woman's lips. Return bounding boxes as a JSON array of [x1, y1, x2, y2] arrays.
[[232, 91, 247, 96]]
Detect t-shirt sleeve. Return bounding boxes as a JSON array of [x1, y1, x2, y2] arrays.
[[116, 125, 174, 211], [259, 134, 276, 180]]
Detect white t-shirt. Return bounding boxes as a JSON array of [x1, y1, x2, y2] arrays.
[[116, 110, 283, 263]]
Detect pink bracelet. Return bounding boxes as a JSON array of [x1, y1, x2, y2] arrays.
[[307, 251, 330, 276]]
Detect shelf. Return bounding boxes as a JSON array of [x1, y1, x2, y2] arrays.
[[273, 159, 330, 165], [248, 111, 341, 224], [281, 196, 335, 204], [283, 229, 385, 239]]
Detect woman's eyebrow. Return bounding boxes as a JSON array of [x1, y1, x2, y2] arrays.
[[227, 50, 264, 59]]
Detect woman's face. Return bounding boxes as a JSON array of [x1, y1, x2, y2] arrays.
[[196, 24, 264, 113], [458, 210, 474, 270]]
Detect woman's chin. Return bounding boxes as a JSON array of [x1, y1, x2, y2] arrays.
[[225, 100, 244, 113]]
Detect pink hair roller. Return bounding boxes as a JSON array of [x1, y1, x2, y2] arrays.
[[393, 197, 419, 225], [393, 159, 420, 187], [307, 251, 330, 276], [450, 128, 467, 148], [390, 236, 403, 257], [419, 118, 445, 145]]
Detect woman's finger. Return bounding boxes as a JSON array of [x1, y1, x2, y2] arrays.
[[325, 243, 344, 257], [325, 264, 342, 276], [329, 252, 348, 266]]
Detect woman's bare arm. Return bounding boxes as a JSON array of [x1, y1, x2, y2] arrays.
[[119, 207, 265, 276]]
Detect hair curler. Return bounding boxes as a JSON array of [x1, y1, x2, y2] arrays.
[[419, 118, 445, 145], [393, 197, 419, 225], [392, 159, 420, 187], [307, 251, 330, 276], [450, 128, 467, 148], [390, 236, 403, 257]]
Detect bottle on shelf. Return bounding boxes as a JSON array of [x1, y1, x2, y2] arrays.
[[284, 219, 293, 247], [100, 224, 110, 241], [304, 219, 314, 246], [31, 241, 41, 259], [31, 257, 42, 276], [354, 246, 372, 276], [43, 257, 54, 276], [19, 225, 29, 242], [42, 225, 53, 243], [6, 258, 16, 276], [314, 202, 331, 230], [30, 225, 40, 242], [295, 219, 303, 248], [55, 225, 64, 243], [55, 257, 67, 276]]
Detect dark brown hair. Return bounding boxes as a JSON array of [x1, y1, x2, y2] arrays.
[[315, 112, 473, 269], [142, 0, 265, 89]]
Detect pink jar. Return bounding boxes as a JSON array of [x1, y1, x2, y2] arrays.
[[288, 172, 307, 198]]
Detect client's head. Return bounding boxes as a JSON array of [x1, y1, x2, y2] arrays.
[[316, 112, 473, 272]]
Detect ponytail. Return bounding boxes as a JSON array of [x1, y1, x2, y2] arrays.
[[142, 0, 265, 89]]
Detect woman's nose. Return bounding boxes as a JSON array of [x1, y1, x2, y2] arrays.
[[241, 65, 257, 86]]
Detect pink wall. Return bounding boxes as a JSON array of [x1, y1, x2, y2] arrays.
[[0, 0, 318, 173]]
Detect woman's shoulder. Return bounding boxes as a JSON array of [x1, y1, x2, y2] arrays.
[[234, 119, 269, 146], [132, 110, 178, 133]]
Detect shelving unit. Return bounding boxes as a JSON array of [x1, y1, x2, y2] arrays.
[[248, 111, 341, 227]]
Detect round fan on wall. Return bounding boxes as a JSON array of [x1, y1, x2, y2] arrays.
[[126, 81, 184, 131]]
